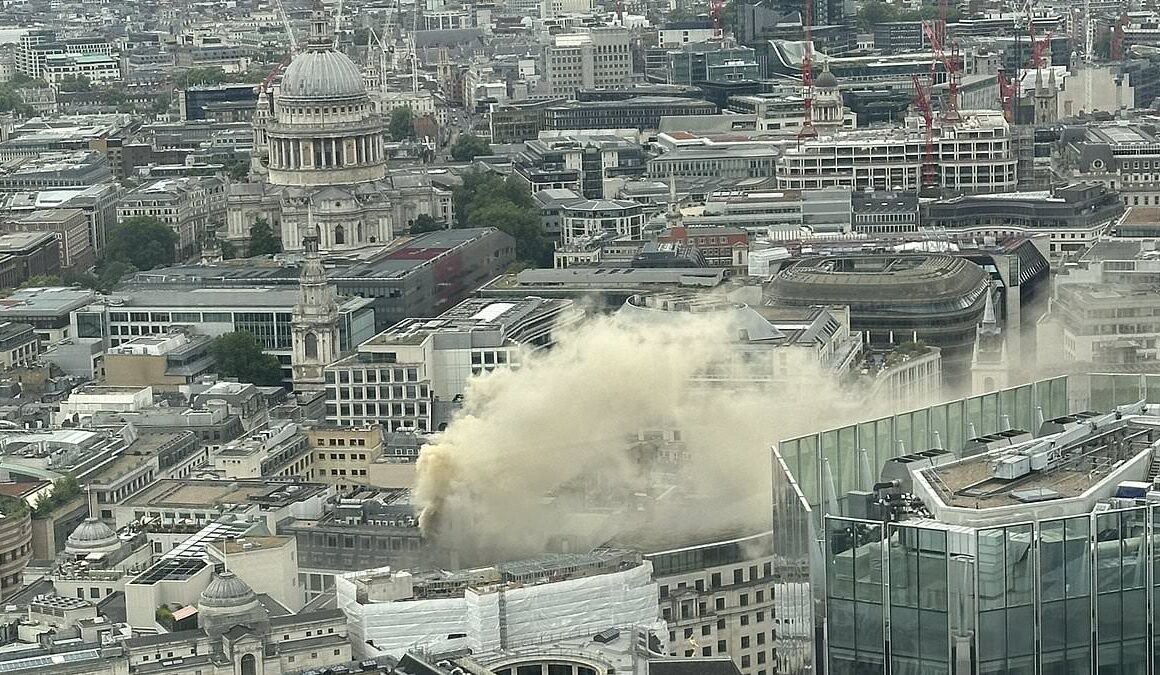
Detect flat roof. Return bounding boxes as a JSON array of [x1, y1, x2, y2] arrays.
[[124, 478, 326, 509]]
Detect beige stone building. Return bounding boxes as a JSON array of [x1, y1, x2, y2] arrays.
[[102, 332, 215, 392]]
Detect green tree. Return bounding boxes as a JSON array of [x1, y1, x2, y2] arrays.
[[20, 274, 62, 288], [450, 134, 492, 162], [389, 106, 415, 140], [210, 331, 285, 386], [95, 260, 138, 291], [105, 217, 178, 270], [220, 241, 237, 260], [174, 67, 231, 89], [156, 605, 175, 630], [857, 0, 897, 30], [32, 474, 80, 517], [61, 269, 102, 290], [249, 217, 281, 256], [410, 214, 443, 234], [58, 74, 92, 92], [225, 158, 249, 181], [453, 171, 549, 267]]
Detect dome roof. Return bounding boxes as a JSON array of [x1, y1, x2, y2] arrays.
[[66, 518, 117, 550], [816, 68, 838, 89], [279, 50, 366, 101], [199, 571, 256, 609]]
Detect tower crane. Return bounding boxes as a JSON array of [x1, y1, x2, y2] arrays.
[[798, 0, 817, 140]]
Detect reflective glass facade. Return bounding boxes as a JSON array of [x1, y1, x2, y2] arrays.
[[773, 374, 1160, 674], [820, 507, 1160, 675]]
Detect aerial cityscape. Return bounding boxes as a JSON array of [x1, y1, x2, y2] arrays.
[[0, 0, 1152, 673]]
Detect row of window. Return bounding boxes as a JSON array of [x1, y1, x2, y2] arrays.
[[327, 368, 420, 384], [326, 402, 430, 417]]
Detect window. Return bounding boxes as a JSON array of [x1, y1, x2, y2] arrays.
[[717, 618, 725, 630], [717, 640, 726, 652], [741, 636, 750, 648], [734, 569, 743, 584], [701, 625, 710, 636], [741, 614, 749, 626], [715, 597, 725, 610]]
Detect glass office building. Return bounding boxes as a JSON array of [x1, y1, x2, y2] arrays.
[[772, 373, 1160, 674]]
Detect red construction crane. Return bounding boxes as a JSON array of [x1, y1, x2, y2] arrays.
[[798, 0, 817, 140], [912, 73, 936, 190], [710, 0, 726, 39], [922, 19, 960, 123], [997, 69, 1016, 122], [1022, 1, 1053, 68], [1111, 14, 1130, 61]]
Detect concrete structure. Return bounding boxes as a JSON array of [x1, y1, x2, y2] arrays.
[[920, 183, 1125, 258], [0, 286, 97, 347], [545, 28, 633, 97], [211, 422, 311, 480], [325, 297, 579, 431], [70, 287, 376, 384], [560, 199, 646, 247], [103, 332, 215, 392], [305, 425, 390, 491], [0, 322, 38, 369], [776, 111, 1017, 194], [0, 232, 61, 286], [42, 53, 120, 86], [336, 550, 660, 658], [0, 505, 30, 600], [206, 535, 303, 612], [16, 31, 114, 80], [767, 254, 990, 384], [291, 234, 340, 392], [117, 177, 227, 258], [646, 531, 779, 674], [120, 227, 514, 332], [5, 208, 92, 272]]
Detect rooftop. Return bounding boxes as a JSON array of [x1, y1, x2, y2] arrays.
[[124, 478, 328, 509], [917, 406, 1159, 515]]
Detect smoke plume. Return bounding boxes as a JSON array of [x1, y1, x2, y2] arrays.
[[415, 309, 880, 566]]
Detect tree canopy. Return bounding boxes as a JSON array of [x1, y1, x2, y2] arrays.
[[58, 74, 91, 93], [856, 1, 960, 30], [105, 217, 178, 271], [453, 172, 550, 267], [450, 134, 492, 162], [410, 214, 443, 234], [249, 217, 281, 256], [210, 332, 285, 386], [32, 474, 80, 517], [389, 106, 415, 140], [174, 65, 273, 89]]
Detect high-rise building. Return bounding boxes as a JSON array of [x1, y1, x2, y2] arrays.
[[545, 28, 633, 97], [776, 111, 1017, 194]]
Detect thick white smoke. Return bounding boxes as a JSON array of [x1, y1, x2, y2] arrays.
[[415, 309, 880, 566]]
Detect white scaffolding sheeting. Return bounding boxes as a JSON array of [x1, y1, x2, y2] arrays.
[[338, 562, 660, 658]]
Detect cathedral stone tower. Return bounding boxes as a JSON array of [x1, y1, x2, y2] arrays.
[[291, 233, 339, 391]]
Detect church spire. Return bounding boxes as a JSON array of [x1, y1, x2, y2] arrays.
[[292, 206, 340, 392], [666, 172, 683, 230]]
